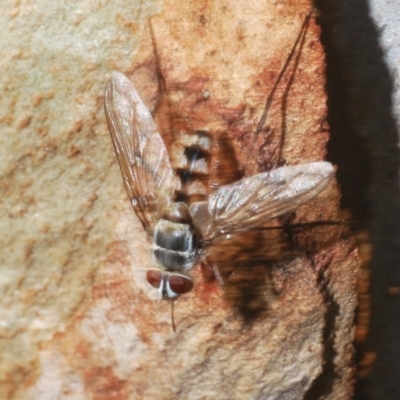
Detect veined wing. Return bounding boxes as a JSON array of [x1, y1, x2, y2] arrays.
[[104, 72, 174, 233], [190, 162, 334, 241]]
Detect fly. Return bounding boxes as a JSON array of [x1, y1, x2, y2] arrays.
[[104, 72, 334, 301]]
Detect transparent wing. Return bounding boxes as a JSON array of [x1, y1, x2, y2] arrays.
[[104, 72, 174, 233], [190, 162, 334, 240]]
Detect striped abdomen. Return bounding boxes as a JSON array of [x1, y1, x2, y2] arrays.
[[152, 129, 242, 272], [172, 129, 242, 204]]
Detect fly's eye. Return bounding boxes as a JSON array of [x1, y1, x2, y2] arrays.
[[168, 274, 194, 295], [146, 269, 163, 289]]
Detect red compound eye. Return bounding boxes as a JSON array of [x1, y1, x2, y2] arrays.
[[146, 269, 163, 289], [168, 274, 194, 295]]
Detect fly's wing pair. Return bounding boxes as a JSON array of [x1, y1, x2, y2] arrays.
[[105, 72, 174, 233], [189, 162, 334, 241], [104, 72, 334, 242]]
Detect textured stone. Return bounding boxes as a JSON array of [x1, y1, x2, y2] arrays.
[[0, 1, 359, 399]]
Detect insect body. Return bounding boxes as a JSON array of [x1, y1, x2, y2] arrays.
[[104, 72, 334, 301]]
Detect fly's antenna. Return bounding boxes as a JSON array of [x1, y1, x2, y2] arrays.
[[244, 11, 312, 170]]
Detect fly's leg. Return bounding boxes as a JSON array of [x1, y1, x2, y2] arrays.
[[200, 257, 225, 286]]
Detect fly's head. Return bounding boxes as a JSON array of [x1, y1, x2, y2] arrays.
[[146, 268, 194, 300]]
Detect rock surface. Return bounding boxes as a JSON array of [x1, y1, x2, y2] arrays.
[[0, 1, 359, 399]]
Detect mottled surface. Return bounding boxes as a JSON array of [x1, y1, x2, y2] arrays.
[[315, 1, 400, 398], [0, 0, 359, 399]]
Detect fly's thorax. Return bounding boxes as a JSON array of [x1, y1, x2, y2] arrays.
[[152, 202, 198, 271]]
